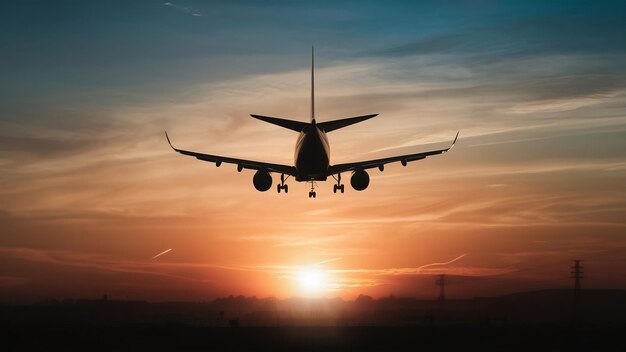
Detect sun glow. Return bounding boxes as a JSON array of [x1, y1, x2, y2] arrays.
[[296, 267, 327, 295]]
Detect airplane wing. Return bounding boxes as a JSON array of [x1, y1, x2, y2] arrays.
[[328, 132, 459, 175], [165, 132, 297, 176]]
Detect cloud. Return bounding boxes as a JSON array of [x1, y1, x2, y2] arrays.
[[375, 33, 465, 57], [333, 266, 514, 278], [0, 134, 115, 158], [162, 1, 202, 17], [373, 15, 626, 59], [0, 247, 222, 283], [415, 253, 467, 270], [508, 91, 625, 114], [231, 254, 514, 293]]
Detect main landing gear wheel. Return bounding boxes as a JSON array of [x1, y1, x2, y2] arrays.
[[277, 174, 289, 194], [332, 173, 345, 194], [277, 184, 289, 193], [308, 191, 316, 198]]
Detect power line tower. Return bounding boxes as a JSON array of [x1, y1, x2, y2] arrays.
[[570, 260, 584, 300], [436, 274, 446, 305]]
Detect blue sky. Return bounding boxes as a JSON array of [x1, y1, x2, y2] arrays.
[[3, 1, 624, 102]]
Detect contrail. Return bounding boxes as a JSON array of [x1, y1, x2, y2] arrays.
[[151, 248, 172, 260], [312, 258, 341, 266], [416, 253, 467, 271]]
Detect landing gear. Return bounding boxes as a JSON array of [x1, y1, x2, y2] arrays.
[[332, 173, 345, 194], [277, 174, 289, 194], [308, 181, 317, 198]]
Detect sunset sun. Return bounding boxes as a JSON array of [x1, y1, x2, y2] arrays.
[[296, 267, 327, 295]]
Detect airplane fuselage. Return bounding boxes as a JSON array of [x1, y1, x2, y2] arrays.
[[294, 119, 329, 181]]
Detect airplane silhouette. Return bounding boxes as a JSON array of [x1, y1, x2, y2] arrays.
[[166, 48, 458, 198]]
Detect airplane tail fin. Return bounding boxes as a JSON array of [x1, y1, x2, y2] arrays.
[[308, 47, 377, 131], [250, 48, 377, 133], [311, 46, 315, 122], [318, 114, 378, 132]]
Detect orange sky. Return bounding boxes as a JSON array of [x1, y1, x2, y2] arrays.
[[1, 1, 625, 303]]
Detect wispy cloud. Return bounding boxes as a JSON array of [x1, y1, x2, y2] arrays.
[[509, 90, 625, 114], [333, 266, 513, 278], [0, 247, 219, 284], [415, 253, 467, 271], [162, 1, 202, 17]]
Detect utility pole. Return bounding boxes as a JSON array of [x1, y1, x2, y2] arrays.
[[570, 260, 584, 300], [436, 274, 446, 305]]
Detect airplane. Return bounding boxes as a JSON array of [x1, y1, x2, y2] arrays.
[[166, 47, 458, 198]]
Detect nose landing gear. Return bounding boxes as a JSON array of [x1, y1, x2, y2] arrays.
[[277, 174, 289, 193], [332, 173, 345, 194], [308, 181, 317, 198]]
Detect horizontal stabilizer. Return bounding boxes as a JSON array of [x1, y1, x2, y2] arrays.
[[318, 114, 378, 132], [250, 114, 309, 132]]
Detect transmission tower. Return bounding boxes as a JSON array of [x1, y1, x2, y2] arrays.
[[570, 260, 584, 300], [436, 274, 446, 305]]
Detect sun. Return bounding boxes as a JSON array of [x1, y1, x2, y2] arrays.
[[296, 267, 327, 295]]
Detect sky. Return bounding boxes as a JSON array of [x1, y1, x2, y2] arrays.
[[1, 0, 625, 303]]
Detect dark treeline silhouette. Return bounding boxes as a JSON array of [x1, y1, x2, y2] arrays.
[[2, 289, 625, 351], [3, 289, 626, 327]]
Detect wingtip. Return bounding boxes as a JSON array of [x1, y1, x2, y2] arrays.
[[165, 131, 174, 150], [449, 131, 459, 150]]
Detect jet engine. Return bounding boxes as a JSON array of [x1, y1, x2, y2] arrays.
[[350, 169, 370, 191], [253, 171, 272, 192]]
